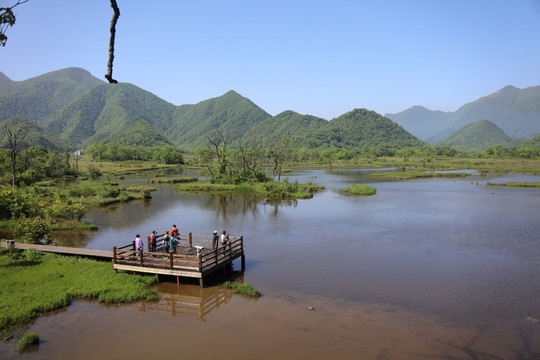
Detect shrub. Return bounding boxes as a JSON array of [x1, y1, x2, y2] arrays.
[[23, 248, 44, 262], [345, 184, 377, 196], [15, 217, 50, 244]]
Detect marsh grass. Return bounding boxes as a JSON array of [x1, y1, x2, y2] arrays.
[[125, 185, 157, 192], [17, 332, 39, 351], [371, 170, 471, 180], [0, 248, 158, 336], [147, 177, 198, 184], [345, 184, 377, 196], [487, 182, 540, 188], [223, 281, 262, 297]]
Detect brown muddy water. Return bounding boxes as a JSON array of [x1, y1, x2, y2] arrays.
[[2, 169, 540, 359]]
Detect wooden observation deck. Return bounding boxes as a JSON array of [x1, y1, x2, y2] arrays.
[[113, 232, 245, 287]]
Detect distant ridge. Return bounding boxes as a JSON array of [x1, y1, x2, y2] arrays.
[[386, 85, 540, 141]]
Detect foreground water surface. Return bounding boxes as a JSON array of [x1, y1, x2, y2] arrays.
[[2, 168, 540, 359]]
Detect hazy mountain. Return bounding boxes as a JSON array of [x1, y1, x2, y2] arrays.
[[384, 105, 452, 141], [306, 109, 425, 148], [387, 85, 540, 141], [435, 119, 523, 151], [246, 110, 328, 146], [0, 68, 104, 124]]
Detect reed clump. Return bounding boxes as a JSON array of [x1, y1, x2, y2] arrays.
[[17, 332, 39, 351], [223, 281, 262, 297]]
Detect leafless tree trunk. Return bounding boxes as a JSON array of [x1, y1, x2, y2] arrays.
[[4, 123, 29, 188], [206, 130, 231, 176], [105, 0, 120, 83]]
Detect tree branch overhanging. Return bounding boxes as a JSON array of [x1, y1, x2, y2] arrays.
[[105, 0, 120, 84], [0, 0, 30, 47]]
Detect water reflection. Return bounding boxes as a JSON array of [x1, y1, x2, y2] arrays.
[[195, 192, 299, 219]]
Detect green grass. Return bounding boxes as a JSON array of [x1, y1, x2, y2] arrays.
[[147, 177, 198, 184], [125, 185, 157, 192], [175, 180, 325, 199], [17, 332, 39, 351], [0, 248, 158, 336], [486, 182, 540, 188], [370, 170, 472, 180], [223, 281, 262, 297], [345, 184, 377, 196]]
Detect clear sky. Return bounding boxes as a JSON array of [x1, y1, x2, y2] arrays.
[[2, 0, 540, 119]]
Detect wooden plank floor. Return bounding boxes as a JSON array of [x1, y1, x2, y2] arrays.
[[0, 241, 113, 259]]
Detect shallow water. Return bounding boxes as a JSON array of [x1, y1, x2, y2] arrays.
[[2, 169, 540, 359]]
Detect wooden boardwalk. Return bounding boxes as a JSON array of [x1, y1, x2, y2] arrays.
[[0, 241, 112, 259], [2, 232, 245, 287]]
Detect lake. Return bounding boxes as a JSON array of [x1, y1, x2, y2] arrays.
[[2, 168, 539, 359]]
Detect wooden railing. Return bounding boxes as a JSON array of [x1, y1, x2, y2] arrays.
[[113, 235, 244, 273]]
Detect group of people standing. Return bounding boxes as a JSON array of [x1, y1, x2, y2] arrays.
[[134, 225, 229, 254]]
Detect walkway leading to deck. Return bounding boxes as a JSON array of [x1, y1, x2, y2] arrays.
[[0, 241, 112, 259]]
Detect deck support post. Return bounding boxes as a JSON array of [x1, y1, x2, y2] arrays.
[[139, 249, 144, 267], [199, 277, 204, 288], [241, 254, 245, 271], [169, 252, 173, 269], [177, 276, 180, 287], [113, 247, 117, 264], [189, 232, 192, 248]]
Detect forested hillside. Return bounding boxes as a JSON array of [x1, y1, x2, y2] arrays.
[[435, 119, 522, 151], [307, 109, 424, 148], [0, 68, 104, 125], [245, 110, 328, 147], [1, 67, 430, 151]]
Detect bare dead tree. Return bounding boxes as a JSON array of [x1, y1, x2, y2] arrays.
[[206, 130, 231, 176], [237, 129, 265, 178], [105, 0, 120, 83], [4, 123, 29, 188]]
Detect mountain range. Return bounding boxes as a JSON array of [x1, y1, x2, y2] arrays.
[[386, 85, 540, 142], [1, 67, 539, 152], [0, 67, 423, 150]]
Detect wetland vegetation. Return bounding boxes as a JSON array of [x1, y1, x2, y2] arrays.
[[0, 247, 158, 337]]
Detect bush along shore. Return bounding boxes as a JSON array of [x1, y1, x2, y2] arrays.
[[0, 247, 158, 338]]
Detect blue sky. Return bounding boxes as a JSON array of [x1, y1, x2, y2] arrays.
[[2, 0, 540, 119]]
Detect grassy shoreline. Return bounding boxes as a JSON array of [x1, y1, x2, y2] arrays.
[[0, 248, 158, 337]]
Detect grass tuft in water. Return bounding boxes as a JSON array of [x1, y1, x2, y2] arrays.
[[17, 332, 39, 351], [223, 281, 262, 297]]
